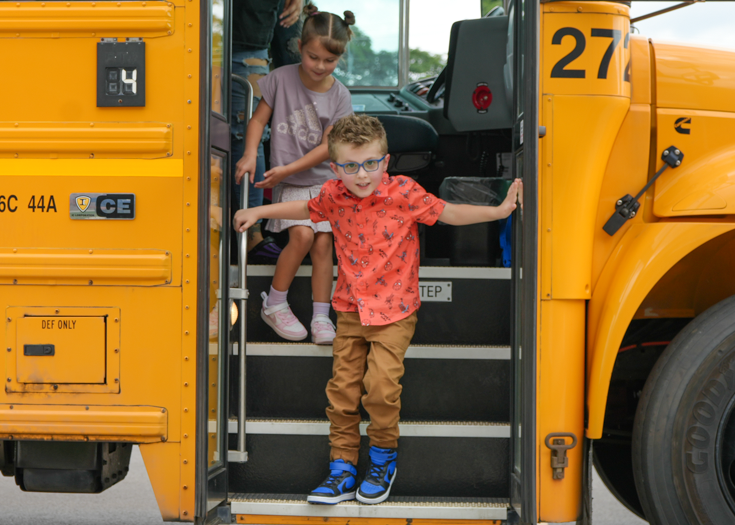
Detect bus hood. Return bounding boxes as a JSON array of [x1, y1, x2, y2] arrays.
[[654, 41, 735, 113]]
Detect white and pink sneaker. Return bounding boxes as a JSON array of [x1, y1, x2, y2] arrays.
[[260, 292, 308, 341], [311, 314, 336, 345]]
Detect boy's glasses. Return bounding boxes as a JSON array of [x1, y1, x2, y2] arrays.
[[334, 155, 387, 175]]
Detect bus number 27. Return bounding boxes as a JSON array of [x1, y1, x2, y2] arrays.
[[551, 27, 631, 82]]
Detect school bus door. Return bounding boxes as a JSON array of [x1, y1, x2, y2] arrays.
[[508, 0, 539, 522], [195, 0, 232, 519]]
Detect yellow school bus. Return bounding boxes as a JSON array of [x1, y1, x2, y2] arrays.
[[2, 0, 735, 523]]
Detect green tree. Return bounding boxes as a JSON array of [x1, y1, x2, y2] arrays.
[[334, 26, 398, 87], [481, 0, 503, 16], [409, 48, 446, 82]]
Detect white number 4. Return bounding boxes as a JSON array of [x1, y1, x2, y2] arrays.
[[121, 68, 137, 95]]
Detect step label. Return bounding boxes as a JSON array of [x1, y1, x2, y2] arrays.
[[419, 281, 452, 302]]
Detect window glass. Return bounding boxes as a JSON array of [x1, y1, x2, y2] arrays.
[[207, 153, 226, 469], [317, 0, 400, 87], [408, 0, 483, 82], [212, 0, 225, 114]]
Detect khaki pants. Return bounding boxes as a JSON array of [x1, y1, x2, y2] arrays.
[[326, 311, 418, 465]]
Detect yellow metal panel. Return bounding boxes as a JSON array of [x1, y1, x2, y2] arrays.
[[591, 104, 651, 292], [0, 159, 182, 177], [0, 1, 174, 38], [653, 109, 735, 217], [537, 299, 586, 522], [139, 442, 183, 521], [0, 13, 185, 129], [542, 3, 630, 98], [0, 404, 166, 441], [5, 306, 120, 393], [544, 95, 629, 299], [654, 42, 735, 114], [633, 230, 735, 320], [0, 0, 196, 518], [0, 248, 171, 286], [629, 35, 651, 105], [16, 316, 105, 384], [0, 122, 172, 159], [586, 223, 735, 439]]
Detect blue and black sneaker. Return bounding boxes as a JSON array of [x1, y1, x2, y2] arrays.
[[307, 459, 357, 505], [356, 446, 397, 504]]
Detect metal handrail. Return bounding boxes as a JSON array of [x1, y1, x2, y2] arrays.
[[228, 73, 253, 463]]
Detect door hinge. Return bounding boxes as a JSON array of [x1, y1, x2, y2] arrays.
[[544, 432, 578, 480]]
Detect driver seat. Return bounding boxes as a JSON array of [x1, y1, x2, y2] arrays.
[[376, 114, 438, 175]]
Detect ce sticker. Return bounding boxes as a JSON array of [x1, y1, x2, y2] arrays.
[[70, 193, 136, 220], [675, 117, 692, 135]]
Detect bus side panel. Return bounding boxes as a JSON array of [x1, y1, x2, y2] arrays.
[[0, 1, 202, 520]]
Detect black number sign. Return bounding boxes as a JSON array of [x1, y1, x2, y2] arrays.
[[551, 27, 586, 79], [551, 27, 631, 83]]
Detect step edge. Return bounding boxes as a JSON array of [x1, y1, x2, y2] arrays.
[[229, 500, 508, 520], [238, 343, 510, 360], [228, 420, 510, 438], [235, 265, 511, 280]]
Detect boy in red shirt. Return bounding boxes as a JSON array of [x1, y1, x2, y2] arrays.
[[234, 114, 520, 505]]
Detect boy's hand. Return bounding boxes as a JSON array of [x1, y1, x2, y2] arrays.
[[255, 165, 289, 189], [233, 208, 260, 233], [235, 154, 257, 185], [498, 179, 522, 218]]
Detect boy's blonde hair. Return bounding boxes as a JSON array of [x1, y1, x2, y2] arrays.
[[328, 114, 388, 161]]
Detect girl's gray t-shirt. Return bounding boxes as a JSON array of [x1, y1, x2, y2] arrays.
[[258, 64, 353, 186]]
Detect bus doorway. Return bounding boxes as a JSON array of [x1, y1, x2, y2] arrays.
[[225, 0, 526, 522]]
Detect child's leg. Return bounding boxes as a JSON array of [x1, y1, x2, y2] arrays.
[[362, 312, 418, 448], [270, 225, 314, 296], [356, 312, 417, 504], [326, 312, 369, 466], [260, 225, 314, 341], [310, 232, 333, 304], [309, 232, 336, 345]]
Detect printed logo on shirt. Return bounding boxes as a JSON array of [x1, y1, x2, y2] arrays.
[[276, 102, 321, 145]]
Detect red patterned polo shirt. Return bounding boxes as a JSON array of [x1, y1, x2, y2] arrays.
[[308, 173, 446, 326]]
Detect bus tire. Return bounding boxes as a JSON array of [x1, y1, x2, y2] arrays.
[[632, 295, 735, 524]]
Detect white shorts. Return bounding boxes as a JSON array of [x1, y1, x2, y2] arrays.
[[267, 183, 333, 234]]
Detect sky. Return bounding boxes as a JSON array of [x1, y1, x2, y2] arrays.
[[318, 1, 735, 56]]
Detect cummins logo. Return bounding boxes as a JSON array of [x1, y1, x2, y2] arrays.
[[675, 117, 692, 135]]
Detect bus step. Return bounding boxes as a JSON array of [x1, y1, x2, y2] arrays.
[[236, 346, 511, 421], [239, 343, 510, 360], [228, 419, 510, 438], [230, 493, 509, 521], [243, 265, 511, 346]]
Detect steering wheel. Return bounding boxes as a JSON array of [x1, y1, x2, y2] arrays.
[[426, 66, 447, 104]]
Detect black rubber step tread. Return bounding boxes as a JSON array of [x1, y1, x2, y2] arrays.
[[227, 434, 510, 497], [231, 356, 510, 421], [230, 493, 509, 507]]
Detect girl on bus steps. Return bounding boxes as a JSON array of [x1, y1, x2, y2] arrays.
[[234, 3, 355, 345]]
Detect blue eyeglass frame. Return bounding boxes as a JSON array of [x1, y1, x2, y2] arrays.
[[334, 154, 387, 175]]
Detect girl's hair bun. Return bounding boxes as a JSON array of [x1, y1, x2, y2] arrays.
[[343, 10, 356, 26], [303, 2, 319, 17]]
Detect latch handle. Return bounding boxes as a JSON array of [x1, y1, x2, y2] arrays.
[[544, 432, 578, 480], [603, 146, 684, 236]]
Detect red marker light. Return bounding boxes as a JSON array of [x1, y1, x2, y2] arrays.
[[472, 83, 492, 113]]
